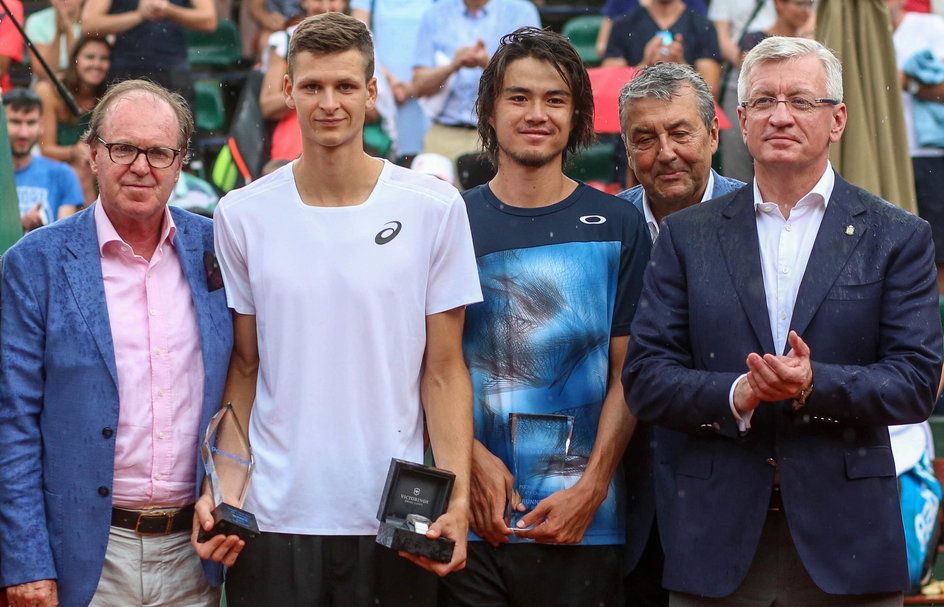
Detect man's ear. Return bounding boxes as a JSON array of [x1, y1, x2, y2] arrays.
[[283, 73, 296, 110]]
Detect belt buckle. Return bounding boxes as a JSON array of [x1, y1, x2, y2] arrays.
[[134, 509, 178, 535]]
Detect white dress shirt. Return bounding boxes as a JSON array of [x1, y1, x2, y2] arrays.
[[730, 163, 835, 430]]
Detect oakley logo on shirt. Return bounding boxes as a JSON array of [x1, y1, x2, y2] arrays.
[[579, 215, 607, 225]]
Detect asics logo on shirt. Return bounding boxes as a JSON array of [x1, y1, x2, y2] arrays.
[[579, 215, 607, 225], [375, 221, 402, 245]]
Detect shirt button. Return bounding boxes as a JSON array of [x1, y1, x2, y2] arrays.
[[785, 224, 792, 232], [765, 458, 778, 467], [98, 486, 110, 497], [102, 427, 114, 439], [154, 349, 162, 356], [155, 473, 163, 480], [157, 390, 165, 397], [158, 432, 165, 439], [780, 312, 787, 320], [781, 267, 789, 274]]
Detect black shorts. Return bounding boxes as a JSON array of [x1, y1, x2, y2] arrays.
[[225, 533, 438, 607], [439, 541, 624, 607], [913, 156, 944, 265]]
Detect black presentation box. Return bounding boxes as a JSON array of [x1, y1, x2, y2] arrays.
[[375, 458, 455, 563]]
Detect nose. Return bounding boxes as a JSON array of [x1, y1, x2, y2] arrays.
[[129, 150, 151, 174], [525, 100, 547, 123], [768, 100, 796, 125], [320, 88, 340, 113], [655, 134, 678, 162]]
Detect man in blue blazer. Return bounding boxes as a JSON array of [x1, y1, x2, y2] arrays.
[[616, 63, 744, 607], [0, 80, 232, 607], [624, 38, 943, 605]]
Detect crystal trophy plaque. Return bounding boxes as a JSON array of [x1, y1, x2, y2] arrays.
[[376, 458, 456, 563], [509, 413, 575, 529], [196, 403, 260, 544]]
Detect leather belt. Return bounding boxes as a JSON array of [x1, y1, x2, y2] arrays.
[[768, 486, 784, 512], [111, 505, 194, 535], [435, 120, 477, 130]]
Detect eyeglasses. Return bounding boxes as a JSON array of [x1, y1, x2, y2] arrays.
[[740, 96, 839, 114], [95, 137, 181, 169], [786, 0, 815, 8]]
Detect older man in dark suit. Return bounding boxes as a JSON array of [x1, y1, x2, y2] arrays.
[[623, 37, 943, 606], [616, 62, 743, 607]]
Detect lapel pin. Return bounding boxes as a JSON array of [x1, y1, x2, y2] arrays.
[[845, 225, 855, 236]]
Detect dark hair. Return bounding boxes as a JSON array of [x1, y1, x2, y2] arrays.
[[287, 12, 374, 80], [3, 87, 42, 113], [476, 26, 594, 167], [83, 79, 194, 155], [62, 36, 112, 100]]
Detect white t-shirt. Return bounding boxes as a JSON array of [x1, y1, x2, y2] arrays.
[[892, 12, 944, 158], [214, 159, 483, 534], [707, 0, 776, 45]]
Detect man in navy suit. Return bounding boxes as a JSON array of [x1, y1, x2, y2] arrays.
[[616, 62, 743, 607], [0, 80, 233, 607], [624, 36, 943, 605]]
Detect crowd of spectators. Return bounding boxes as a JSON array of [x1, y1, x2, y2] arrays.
[[1, 0, 943, 263]]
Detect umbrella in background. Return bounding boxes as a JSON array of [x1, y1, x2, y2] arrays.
[[587, 66, 733, 134], [0, 99, 25, 253], [816, 0, 917, 213]]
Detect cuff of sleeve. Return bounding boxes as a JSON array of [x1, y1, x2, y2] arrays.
[[729, 373, 753, 432]]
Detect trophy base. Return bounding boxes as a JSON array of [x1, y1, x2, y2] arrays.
[[197, 503, 260, 544], [376, 521, 454, 563]]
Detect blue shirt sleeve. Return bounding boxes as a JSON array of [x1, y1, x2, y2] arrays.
[[51, 162, 84, 220], [413, 7, 437, 69]]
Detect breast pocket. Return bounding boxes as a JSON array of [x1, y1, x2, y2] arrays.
[[826, 279, 883, 301]]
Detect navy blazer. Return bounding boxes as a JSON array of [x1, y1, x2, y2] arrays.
[[623, 172, 943, 597], [0, 206, 233, 607], [617, 169, 745, 573]]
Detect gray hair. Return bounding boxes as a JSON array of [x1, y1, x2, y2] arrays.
[[738, 36, 843, 104], [618, 63, 716, 131]]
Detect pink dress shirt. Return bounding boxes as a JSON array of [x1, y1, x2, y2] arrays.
[[94, 202, 205, 509]]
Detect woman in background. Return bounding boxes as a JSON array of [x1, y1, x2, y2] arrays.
[[36, 35, 111, 205]]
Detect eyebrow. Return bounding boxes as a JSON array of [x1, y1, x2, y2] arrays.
[[630, 119, 697, 135], [503, 86, 572, 97], [751, 87, 818, 97]]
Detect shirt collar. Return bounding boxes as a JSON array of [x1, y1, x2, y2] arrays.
[[641, 170, 715, 240], [462, 0, 489, 18], [94, 199, 177, 258], [753, 161, 834, 215]]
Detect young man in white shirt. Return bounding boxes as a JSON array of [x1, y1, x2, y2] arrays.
[[193, 12, 482, 606]]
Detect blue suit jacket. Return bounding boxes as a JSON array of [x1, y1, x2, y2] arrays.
[[0, 206, 233, 607], [617, 169, 745, 572], [623, 172, 943, 597]]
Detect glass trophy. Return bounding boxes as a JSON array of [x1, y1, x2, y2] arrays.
[[375, 458, 456, 563], [196, 403, 260, 543], [509, 413, 575, 529]]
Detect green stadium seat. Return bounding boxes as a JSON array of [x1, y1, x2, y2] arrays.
[[187, 19, 243, 68], [561, 14, 605, 68], [565, 140, 616, 184], [194, 79, 227, 131]]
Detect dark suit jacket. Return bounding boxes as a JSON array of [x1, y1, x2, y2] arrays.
[[617, 169, 745, 573], [0, 206, 233, 607], [623, 172, 943, 597]]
